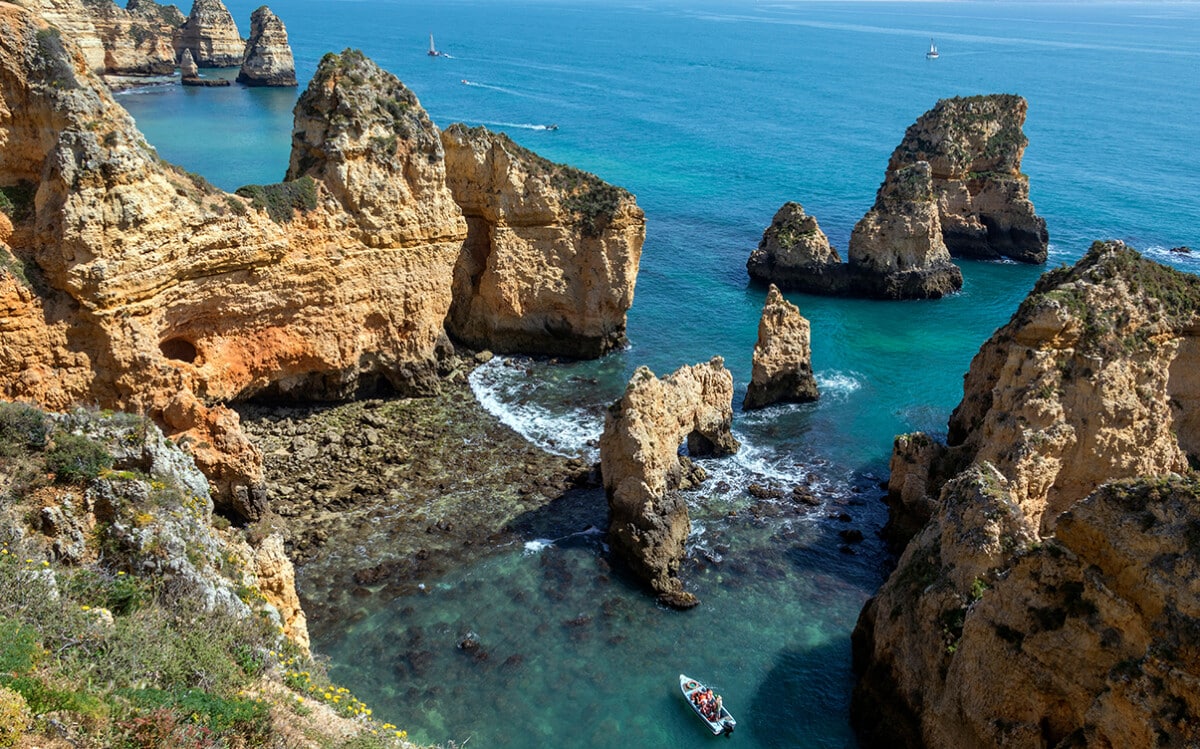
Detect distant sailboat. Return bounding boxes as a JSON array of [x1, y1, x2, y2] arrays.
[[926, 38, 939, 59], [428, 33, 442, 57]]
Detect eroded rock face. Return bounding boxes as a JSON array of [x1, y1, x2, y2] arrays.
[[250, 534, 310, 653], [175, 0, 241, 67], [746, 202, 840, 288], [744, 284, 818, 410], [889, 94, 1048, 263], [178, 47, 197, 78], [236, 5, 295, 87], [848, 161, 963, 299], [599, 358, 739, 607], [853, 242, 1200, 748], [84, 0, 179, 76], [441, 124, 644, 358], [0, 17, 468, 517]]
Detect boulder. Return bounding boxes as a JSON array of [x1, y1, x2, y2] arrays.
[[889, 94, 1048, 263], [236, 6, 296, 87], [175, 0, 242, 68], [743, 284, 818, 409], [441, 124, 644, 358], [853, 242, 1200, 748], [599, 358, 739, 607]]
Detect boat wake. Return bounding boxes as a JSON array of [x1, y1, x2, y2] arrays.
[[475, 120, 559, 131], [522, 526, 604, 555]]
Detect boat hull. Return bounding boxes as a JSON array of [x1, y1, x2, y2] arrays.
[[679, 674, 736, 736]]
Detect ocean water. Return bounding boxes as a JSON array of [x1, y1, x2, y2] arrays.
[[115, 2, 1200, 746]]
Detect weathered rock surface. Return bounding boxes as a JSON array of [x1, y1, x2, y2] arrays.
[[889, 94, 1048, 263], [441, 124, 645, 357], [23, 0, 184, 79], [178, 45, 197, 77], [746, 202, 841, 288], [236, 5, 295, 87], [748, 167, 962, 299], [847, 161, 963, 299], [853, 242, 1200, 748], [743, 284, 818, 410], [599, 358, 739, 607], [175, 0, 242, 67], [0, 18, 466, 517]]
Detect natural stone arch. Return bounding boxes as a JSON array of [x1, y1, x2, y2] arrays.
[[599, 357, 738, 608]]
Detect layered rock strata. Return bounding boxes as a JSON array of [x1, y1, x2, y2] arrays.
[[178, 46, 197, 77], [889, 94, 1048, 263], [236, 5, 295, 87], [853, 242, 1200, 748], [599, 358, 739, 608], [83, 0, 179, 76], [441, 124, 644, 357], [744, 284, 818, 410], [175, 0, 242, 67], [747, 168, 962, 300]]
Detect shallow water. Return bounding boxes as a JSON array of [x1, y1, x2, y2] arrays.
[[115, 1, 1200, 745]]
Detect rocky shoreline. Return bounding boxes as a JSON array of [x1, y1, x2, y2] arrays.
[[235, 355, 598, 641]]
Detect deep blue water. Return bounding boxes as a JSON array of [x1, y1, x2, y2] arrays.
[[116, 2, 1200, 746]]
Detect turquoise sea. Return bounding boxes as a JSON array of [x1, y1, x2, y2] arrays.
[[117, 2, 1200, 746]]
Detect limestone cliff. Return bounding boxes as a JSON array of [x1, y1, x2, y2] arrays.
[[0, 15, 470, 518], [441, 123, 644, 358], [599, 358, 738, 607], [178, 45, 196, 78], [175, 0, 241, 67], [889, 94, 1048, 263], [81, 0, 179, 76], [744, 284, 818, 410], [236, 5, 295, 87], [18, 0, 107, 73], [847, 161, 963, 299], [853, 242, 1200, 748]]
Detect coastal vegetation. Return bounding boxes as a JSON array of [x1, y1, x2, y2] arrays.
[[235, 176, 319, 223], [0, 404, 414, 748]]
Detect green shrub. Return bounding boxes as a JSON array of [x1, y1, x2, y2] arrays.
[[45, 433, 112, 484], [234, 177, 318, 224], [0, 686, 29, 748], [120, 689, 269, 745], [0, 675, 103, 718], [0, 617, 43, 675], [0, 402, 50, 457]]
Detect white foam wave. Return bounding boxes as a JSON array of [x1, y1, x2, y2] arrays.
[[815, 370, 863, 399], [523, 539, 553, 555], [468, 357, 601, 458]]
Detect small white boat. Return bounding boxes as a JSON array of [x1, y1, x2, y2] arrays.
[[679, 674, 735, 736], [428, 33, 443, 57], [926, 38, 939, 59]]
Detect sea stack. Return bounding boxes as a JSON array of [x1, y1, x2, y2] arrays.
[[746, 202, 842, 290], [852, 242, 1200, 748], [179, 47, 198, 79], [441, 124, 645, 358], [236, 5, 296, 87], [599, 358, 739, 608], [846, 161, 963, 299], [175, 0, 243, 67], [889, 94, 1048, 263], [744, 285, 818, 410]]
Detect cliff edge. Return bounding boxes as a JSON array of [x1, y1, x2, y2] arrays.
[[853, 242, 1200, 748]]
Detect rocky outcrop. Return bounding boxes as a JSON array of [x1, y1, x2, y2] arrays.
[[178, 46, 197, 78], [82, 0, 179, 76], [599, 358, 739, 607], [236, 6, 295, 87], [441, 124, 644, 358], [746, 202, 840, 288], [846, 161, 963, 299], [889, 94, 1048, 263], [744, 284, 818, 410], [175, 0, 242, 67], [19, 0, 107, 73], [852, 242, 1200, 748], [0, 15, 469, 518], [249, 534, 309, 652], [747, 166, 962, 299]]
